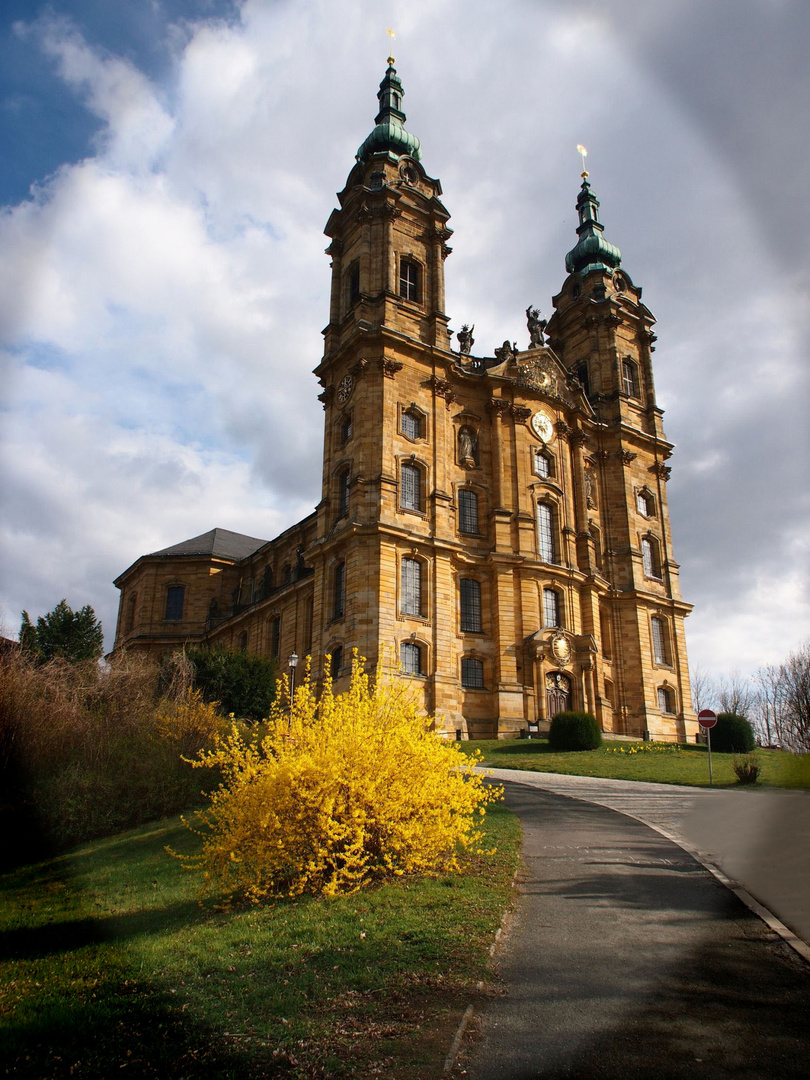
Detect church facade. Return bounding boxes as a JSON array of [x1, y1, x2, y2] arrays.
[[112, 62, 696, 742]]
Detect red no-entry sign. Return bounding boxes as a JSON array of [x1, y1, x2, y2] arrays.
[[698, 709, 717, 729]]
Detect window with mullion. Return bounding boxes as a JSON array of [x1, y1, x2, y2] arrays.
[[537, 503, 556, 563], [399, 259, 419, 302], [461, 657, 485, 689], [401, 557, 422, 617], [401, 409, 421, 440], [642, 536, 661, 578], [400, 641, 422, 675], [400, 462, 422, 511], [542, 587, 559, 628], [460, 578, 482, 633], [651, 616, 670, 665], [458, 489, 479, 534]]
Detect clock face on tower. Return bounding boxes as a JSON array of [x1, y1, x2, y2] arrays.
[[337, 374, 354, 404], [531, 410, 554, 443]]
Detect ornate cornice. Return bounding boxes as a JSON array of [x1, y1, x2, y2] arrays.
[[616, 449, 637, 466], [427, 375, 455, 404], [649, 461, 672, 481], [511, 405, 531, 423], [488, 397, 510, 417]]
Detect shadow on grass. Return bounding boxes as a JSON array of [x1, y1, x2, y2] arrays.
[[0, 898, 208, 962]]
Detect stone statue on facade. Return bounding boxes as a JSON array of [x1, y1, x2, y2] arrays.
[[494, 340, 518, 365], [526, 306, 547, 348], [457, 324, 475, 355], [458, 425, 478, 469]]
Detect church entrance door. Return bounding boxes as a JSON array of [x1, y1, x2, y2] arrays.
[[546, 672, 571, 719]]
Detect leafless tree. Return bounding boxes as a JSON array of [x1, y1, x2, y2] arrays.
[[689, 665, 716, 714], [773, 641, 810, 753], [753, 664, 781, 747], [716, 670, 757, 717]]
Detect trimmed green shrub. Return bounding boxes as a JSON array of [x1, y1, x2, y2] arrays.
[[711, 713, 756, 753], [549, 711, 602, 751]]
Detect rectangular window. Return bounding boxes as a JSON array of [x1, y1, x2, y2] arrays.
[[658, 686, 674, 713], [458, 489, 479, 534], [537, 504, 555, 563], [401, 557, 422, 617], [349, 265, 360, 306], [338, 468, 350, 516], [542, 587, 559, 628], [460, 578, 482, 633], [401, 410, 421, 440], [399, 259, 419, 302], [651, 617, 670, 665], [461, 657, 485, 689], [622, 359, 638, 398], [534, 451, 550, 479], [271, 616, 281, 658], [642, 537, 661, 578], [165, 585, 185, 621], [333, 562, 345, 620], [400, 462, 422, 511]]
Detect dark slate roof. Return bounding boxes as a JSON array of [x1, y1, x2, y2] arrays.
[[149, 528, 268, 562]]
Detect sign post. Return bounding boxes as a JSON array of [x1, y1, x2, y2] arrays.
[[698, 709, 718, 786]]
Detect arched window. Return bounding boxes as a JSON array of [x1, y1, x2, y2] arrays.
[[340, 413, 353, 446], [651, 616, 671, 665], [460, 578, 482, 633], [642, 536, 661, 579], [461, 657, 485, 689], [399, 258, 420, 302], [621, 358, 639, 398], [637, 489, 655, 517], [400, 641, 423, 675], [658, 686, 675, 714], [330, 646, 343, 681], [458, 489, 479, 534], [401, 408, 423, 440], [542, 587, 560, 628], [400, 557, 423, 617], [165, 585, 185, 621], [534, 450, 552, 479], [400, 462, 423, 512], [333, 562, 346, 620], [337, 467, 350, 517], [576, 363, 590, 397], [537, 503, 556, 563]]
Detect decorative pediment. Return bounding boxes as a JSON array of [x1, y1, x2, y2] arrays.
[[514, 351, 576, 407]]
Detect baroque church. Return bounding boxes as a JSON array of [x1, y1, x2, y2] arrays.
[[112, 61, 696, 742]]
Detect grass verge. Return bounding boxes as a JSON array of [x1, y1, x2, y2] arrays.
[[0, 799, 519, 1079], [460, 739, 809, 789]]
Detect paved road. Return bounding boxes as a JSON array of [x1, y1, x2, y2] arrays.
[[457, 780, 810, 1080], [477, 768, 810, 946]]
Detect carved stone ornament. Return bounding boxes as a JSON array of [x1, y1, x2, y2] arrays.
[[569, 429, 590, 448], [617, 449, 637, 466], [511, 405, 532, 424], [551, 633, 571, 664], [555, 420, 573, 440], [488, 397, 511, 417], [515, 354, 575, 407], [351, 358, 369, 377], [318, 386, 336, 407], [381, 357, 404, 379], [427, 375, 454, 403], [584, 466, 598, 508], [649, 461, 672, 481]]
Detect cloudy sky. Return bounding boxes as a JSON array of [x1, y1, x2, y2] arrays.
[[1, 0, 807, 680]]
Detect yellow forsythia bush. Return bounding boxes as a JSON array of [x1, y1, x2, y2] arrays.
[[180, 653, 500, 901]]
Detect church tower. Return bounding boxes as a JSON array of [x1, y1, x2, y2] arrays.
[[111, 62, 696, 742]]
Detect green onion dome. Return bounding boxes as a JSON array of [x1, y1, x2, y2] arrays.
[[565, 177, 622, 275], [356, 63, 422, 164]]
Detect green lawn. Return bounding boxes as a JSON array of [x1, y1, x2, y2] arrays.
[[460, 739, 809, 789], [0, 802, 519, 1079]]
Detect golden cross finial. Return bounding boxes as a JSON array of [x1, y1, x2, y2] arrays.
[[386, 27, 396, 65], [577, 144, 589, 179]]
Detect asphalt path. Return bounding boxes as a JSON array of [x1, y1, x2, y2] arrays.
[[457, 782, 810, 1079]]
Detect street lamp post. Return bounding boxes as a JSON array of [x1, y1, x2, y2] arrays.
[[287, 651, 299, 731]]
